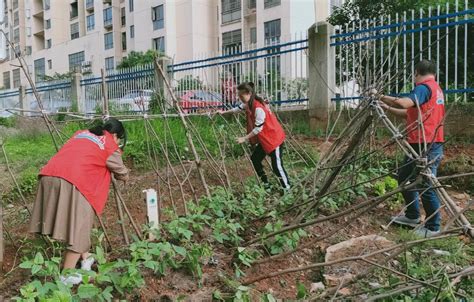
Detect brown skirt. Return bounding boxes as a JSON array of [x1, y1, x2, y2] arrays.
[[29, 176, 95, 253]]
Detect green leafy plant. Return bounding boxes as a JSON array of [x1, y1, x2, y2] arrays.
[[262, 221, 308, 255]]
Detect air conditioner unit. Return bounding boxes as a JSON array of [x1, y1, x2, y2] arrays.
[[81, 61, 92, 73]]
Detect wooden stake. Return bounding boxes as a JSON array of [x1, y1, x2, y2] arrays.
[[96, 214, 113, 252], [114, 188, 130, 246], [112, 179, 143, 241], [154, 59, 210, 197]]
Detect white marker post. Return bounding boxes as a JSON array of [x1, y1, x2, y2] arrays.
[[143, 189, 159, 240]]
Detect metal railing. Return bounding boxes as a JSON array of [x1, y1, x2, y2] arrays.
[[81, 65, 154, 113], [331, 2, 473, 104], [169, 33, 309, 111]]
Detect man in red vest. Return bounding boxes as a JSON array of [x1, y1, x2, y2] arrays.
[[379, 59, 445, 238]]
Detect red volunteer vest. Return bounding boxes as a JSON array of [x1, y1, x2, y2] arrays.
[[248, 101, 286, 154], [406, 78, 445, 144], [40, 130, 119, 215]]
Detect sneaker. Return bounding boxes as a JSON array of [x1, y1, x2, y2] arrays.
[[414, 227, 440, 238], [60, 273, 83, 286], [81, 257, 95, 271], [391, 215, 421, 228]]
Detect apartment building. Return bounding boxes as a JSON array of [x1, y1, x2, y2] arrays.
[[0, 0, 317, 89]]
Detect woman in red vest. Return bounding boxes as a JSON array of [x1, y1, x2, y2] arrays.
[[29, 118, 129, 285], [379, 59, 445, 238], [222, 82, 290, 190]]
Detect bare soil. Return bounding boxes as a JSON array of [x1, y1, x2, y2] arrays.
[[0, 139, 473, 301]]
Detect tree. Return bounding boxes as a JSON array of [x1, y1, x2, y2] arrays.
[[327, 0, 461, 27], [117, 50, 165, 69]]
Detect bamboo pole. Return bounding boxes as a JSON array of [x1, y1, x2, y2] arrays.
[[112, 179, 143, 241], [154, 59, 210, 197]]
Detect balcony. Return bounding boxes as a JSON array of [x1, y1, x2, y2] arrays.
[[33, 29, 44, 38], [33, 10, 44, 18], [86, 0, 94, 12], [103, 0, 111, 4]]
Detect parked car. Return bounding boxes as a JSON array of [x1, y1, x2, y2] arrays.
[[115, 89, 153, 112], [176, 90, 224, 114]]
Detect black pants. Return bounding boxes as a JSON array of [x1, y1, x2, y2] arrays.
[[251, 143, 290, 189]]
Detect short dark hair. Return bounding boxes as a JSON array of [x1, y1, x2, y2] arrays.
[[415, 59, 436, 76], [89, 117, 127, 149]]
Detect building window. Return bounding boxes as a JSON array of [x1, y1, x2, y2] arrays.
[[13, 28, 19, 43], [221, 0, 241, 24], [68, 51, 85, 71], [222, 29, 242, 79], [26, 27, 32, 37], [45, 19, 51, 29], [103, 7, 112, 27], [86, 0, 94, 10], [44, 0, 50, 10], [13, 0, 18, 10], [121, 7, 126, 26], [129, 0, 134, 12], [222, 29, 242, 54], [151, 5, 164, 30], [12, 68, 20, 88], [3, 71, 11, 89], [105, 57, 114, 71], [87, 14, 95, 31], [130, 25, 135, 38], [152, 37, 165, 53], [34, 58, 45, 82], [264, 0, 280, 8], [264, 19, 281, 95], [70, 1, 79, 19], [70, 22, 80, 40], [104, 32, 113, 49], [4, 45, 9, 60], [13, 11, 19, 26], [122, 32, 127, 51], [250, 27, 256, 45], [48, 60, 52, 69], [25, 46, 32, 55], [46, 39, 52, 48], [264, 19, 281, 45], [248, 0, 256, 9], [14, 45, 20, 56]]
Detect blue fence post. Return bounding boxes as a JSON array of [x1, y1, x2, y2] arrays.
[[308, 22, 336, 129]]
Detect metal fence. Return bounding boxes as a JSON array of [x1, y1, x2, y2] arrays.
[[168, 34, 309, 112], [26, 80, 72, 113], [331, 1, 474, 105], [81, 65, 155, 114], [0, 89, 19, 117]]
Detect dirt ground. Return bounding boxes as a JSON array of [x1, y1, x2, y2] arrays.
[[0, 138, 473, 300]]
